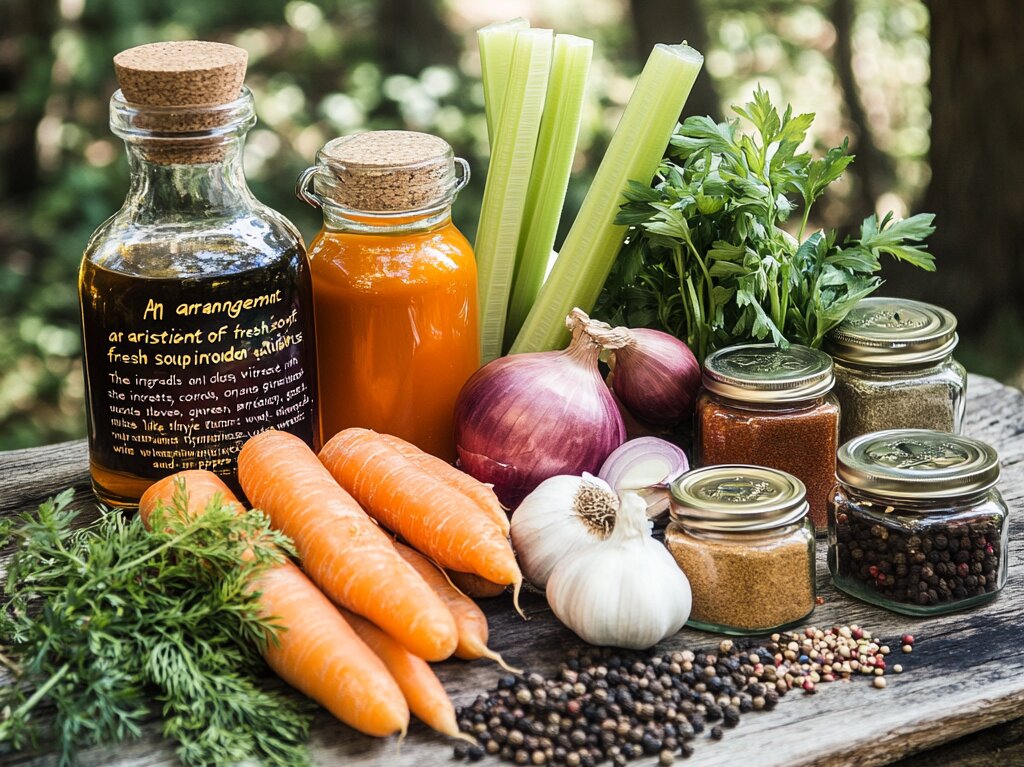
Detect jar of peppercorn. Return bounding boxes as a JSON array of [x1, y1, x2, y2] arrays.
[[667, 465, 816, 635], [697, 343, 839, 531], [828, 429, 1008, 615], [825, 297, 967, 443]]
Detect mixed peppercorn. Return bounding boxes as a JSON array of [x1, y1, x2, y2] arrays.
[[831, 506, 1003, 607], [454, 626, 911, 765]]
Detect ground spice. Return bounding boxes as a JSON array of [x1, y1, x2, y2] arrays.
[[832, 361, 966, 443], [665, 527, 814, 633], [696, 344, 839, 531], [697, 395, 839, 530], [453, 626, 907, 765]]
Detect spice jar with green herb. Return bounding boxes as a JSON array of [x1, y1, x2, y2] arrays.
[[666, 465, 815, 635], [696, 344, 839, 531], [829, 429, 1009, 615], [825, 297, 966, 443]]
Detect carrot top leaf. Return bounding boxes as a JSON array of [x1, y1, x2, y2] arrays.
[[0, 488, 312, 767]]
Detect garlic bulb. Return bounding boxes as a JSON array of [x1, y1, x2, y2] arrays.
[[510, 474, 618, 589], [546, 492, 691, 650]]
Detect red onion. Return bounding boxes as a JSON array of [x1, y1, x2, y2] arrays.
[[610, 328, 701, 426], [598, 437, 689, 517], [455, 309, 627, 508]]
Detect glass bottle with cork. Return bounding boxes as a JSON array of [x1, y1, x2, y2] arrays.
[[79, 42, 319, 507], [297, 131, 479, 460]]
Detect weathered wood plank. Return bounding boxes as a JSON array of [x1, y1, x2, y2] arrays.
[[1, 375, 1022, 767]]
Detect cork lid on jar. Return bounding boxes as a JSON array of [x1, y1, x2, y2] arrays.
[[111, 41, 250, 163], [302, 131, 469, 214], [825, 297, 959, 367], [702, 343, 835, 404]]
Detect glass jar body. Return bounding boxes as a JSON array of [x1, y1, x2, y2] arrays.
[[308, 209, 479, 460], [833, 356, 967, 443], [696, 391, 840, 532], [665, 520, 816, 635], [80, 99, 319, 507], [827, 484, 1008, 615]]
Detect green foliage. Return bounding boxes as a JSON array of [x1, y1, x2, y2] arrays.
[[0, 486, 313, 766], [597, 86, 936, 361]]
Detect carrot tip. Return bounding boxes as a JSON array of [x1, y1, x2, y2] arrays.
[[453, 731, 478, 745], [512, 578, 527, 620], [481, 646, 523, 675]]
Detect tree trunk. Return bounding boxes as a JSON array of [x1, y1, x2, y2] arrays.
[[888, 0, 1024, 346], [374, 0, 459, 76], [830, 0, 893, 224], [628, 0, 720, 121], [0, 0, 57, 200]]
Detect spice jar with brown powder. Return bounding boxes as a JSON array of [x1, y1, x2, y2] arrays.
[[666, 465, 816, 635], [696, 343, 840, 531]]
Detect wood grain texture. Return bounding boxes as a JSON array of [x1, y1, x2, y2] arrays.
[[1, 374, 1022, 767]]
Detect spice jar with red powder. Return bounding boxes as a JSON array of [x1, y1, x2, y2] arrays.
[[696, 344, 839, 531]]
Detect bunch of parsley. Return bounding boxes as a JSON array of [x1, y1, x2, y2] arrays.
[[596, 87, 936, 362], [0, 487, 313, 766]]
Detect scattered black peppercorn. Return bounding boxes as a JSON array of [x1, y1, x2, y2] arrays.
[[453, 628, 905, 764]]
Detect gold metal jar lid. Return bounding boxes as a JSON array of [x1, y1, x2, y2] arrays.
[[670, 465, 809, 531], [837, 429, 1000, 501], [825, 297, 958, 366], [702, 343, 834, 404]]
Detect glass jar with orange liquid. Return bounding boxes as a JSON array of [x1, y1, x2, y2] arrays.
[[297, 131, 479, 460]]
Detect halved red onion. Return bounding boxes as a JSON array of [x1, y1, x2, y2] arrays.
[[598, 437, 689, 517]]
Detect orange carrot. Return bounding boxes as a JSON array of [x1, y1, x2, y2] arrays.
[[380, 433, 510, 536], [339, 608, 470, 740], [447, 570, 507, 599], [319, 429, 522, 602], [138, 471, 409, 737], [238, 429, 458, 661], [394, 542, 518, 671]]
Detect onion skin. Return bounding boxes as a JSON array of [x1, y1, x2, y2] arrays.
[[611, 329, 701, 427], [454, 335, 626, 509]]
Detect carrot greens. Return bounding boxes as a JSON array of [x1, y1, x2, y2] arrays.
[[596, 87, 937, 362], [0, 488, 312, 767]]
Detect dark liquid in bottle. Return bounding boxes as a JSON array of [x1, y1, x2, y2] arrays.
[[80, 247, 319, 506]]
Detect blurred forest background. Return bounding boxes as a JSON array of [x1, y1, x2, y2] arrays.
[[0, 0, 1021, 450]]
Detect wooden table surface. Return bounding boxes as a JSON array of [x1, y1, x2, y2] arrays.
[[1, 374, 1022, 767]]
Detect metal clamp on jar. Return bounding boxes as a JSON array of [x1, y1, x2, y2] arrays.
[[825, 297, 967, 443], [828, 429, 1008, 615], [667, 465, 816, 635]]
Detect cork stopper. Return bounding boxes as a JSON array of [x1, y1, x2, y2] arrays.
[[112, 41, 249, 163], [315, 131, 457, 213]]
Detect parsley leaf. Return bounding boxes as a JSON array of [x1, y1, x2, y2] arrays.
[[596, 87, 937, 360]]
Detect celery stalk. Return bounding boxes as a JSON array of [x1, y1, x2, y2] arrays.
[[503, 34, 593, 350], [478, 18, 530, 148], [475, 28, 554, 363], [510, 43, 704, 355]]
